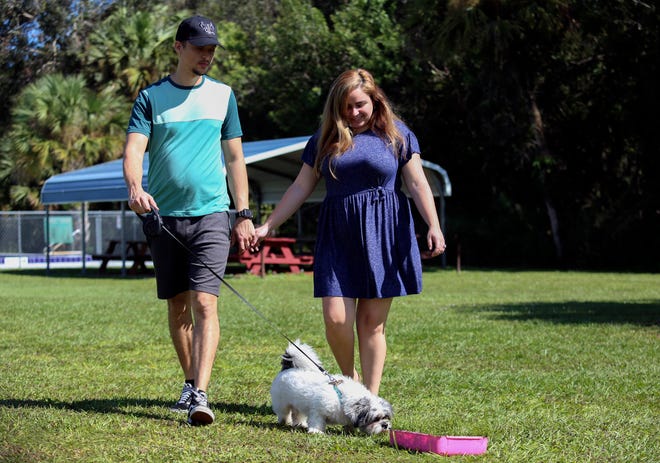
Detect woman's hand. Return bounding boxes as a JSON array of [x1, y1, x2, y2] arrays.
[[253, 223, 271, 244], [420, 226, 446, 259]]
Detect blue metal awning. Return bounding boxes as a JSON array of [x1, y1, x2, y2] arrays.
[[41, 135, 450, 205]]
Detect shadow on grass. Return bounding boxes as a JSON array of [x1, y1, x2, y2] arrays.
[[476, 300, 660, 326], [2, 397, 394, 436], [0, 397, 272, 422], [214, 404, 360, 435]]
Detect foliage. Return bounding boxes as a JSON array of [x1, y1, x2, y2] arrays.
[[0, 1, 63, 135], [546, 1, 660, 268], [244, 0, 406, 138], [207, 21, 259, 113], [248, 0, 334, 136], [0, 74, 127, 209], [0, 1, 115, 135], [435, 1, 578, 264], [213, 0, 280, 34], [331, 0, 405, 83], [0, 269, 658, 462], [85, 5, 186, 99], [0, 0, 658, 269], [398, 0, 660, 270]]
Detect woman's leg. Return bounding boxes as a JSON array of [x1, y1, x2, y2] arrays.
[[356, 297, 393, 395], [322, 296, 359, 381]]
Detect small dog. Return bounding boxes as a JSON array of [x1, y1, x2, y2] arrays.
[[270, 340, 393, 435]]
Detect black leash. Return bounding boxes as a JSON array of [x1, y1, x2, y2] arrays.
[[138, 209, 335, 380]]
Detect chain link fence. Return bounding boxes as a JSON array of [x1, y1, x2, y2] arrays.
[[0, 210, 145, 269]]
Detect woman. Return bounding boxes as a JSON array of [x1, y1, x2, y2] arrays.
[[254, 69, 445, 395]]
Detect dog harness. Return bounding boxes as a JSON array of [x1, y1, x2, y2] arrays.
[[328, 376, 344, 400]]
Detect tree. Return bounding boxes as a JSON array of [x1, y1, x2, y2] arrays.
[[399, 0, 659, 268], [0, 74, 127, 209], [244, 0, 334, 136], [246, 0, 406, 137], [331, 0, 405, 84], [547, 0, 660, 268], [0, 1, 65, 136], [434, 1, 575, 263], [0, 1, 115, 136], [85, 5, 186, 100]]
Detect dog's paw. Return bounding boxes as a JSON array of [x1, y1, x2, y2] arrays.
[[307, 428, 325, 434]]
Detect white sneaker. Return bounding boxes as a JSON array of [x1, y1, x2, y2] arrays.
[[187, 389, 214, 426], [170, 382, 194, 413]]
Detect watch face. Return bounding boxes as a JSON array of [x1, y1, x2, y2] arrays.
[[238, 209, 253, 219]]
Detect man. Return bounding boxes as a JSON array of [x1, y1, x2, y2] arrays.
[[123, 15, 255, 426]]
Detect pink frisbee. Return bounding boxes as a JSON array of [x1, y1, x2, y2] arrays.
[[390, 430, 488, 455]]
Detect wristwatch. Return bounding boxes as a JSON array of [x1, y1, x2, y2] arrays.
[[236, 209, 253, 220]]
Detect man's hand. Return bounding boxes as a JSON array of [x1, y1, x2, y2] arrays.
[[231, 218, 256, 254]]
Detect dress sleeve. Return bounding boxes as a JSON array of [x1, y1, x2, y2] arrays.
[[397, 121, 421, 164], [301, 131, 321, 167]]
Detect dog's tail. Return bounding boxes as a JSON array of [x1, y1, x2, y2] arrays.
[[280, 339, 323, 372]]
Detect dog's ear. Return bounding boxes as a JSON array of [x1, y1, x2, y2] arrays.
[[347, 397, 372, 425], [280, 353, 294, 370], [379, 398, 393, 418]]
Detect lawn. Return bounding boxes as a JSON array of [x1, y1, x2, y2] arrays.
[[1, 268, 658, 462]]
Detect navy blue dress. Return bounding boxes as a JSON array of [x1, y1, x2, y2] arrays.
[[302, 122, 423, 298]]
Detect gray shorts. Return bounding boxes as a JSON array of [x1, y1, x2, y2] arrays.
[[148, 212, 231, 299]]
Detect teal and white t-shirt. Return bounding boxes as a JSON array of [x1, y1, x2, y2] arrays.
[[127, 75, 243, 216]]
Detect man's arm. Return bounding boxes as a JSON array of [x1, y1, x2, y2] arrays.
[[123, 132, 155, 214], [223, 137, 250, 211], [223, 137, 255, 252]]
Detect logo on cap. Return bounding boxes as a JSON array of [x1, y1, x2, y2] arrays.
[[199, 21, 215, 35]]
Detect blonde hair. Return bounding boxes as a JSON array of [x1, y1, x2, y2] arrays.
[[314, 69, 405, 178]]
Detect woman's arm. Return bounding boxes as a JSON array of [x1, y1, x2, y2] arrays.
[[402, 153, 446, 258], [255, 163, 320, 241]]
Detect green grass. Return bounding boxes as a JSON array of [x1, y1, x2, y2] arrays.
[[1, 269, 658, 462]]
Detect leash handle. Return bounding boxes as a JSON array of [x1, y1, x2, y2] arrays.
[[137, 209, 162, 238]]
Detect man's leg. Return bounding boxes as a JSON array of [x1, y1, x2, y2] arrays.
[[187, 290, 219, 426], [190, 290, 219, 392], [180, 212, 228, 425], [168, 291, 194, 380], [167, 292, 195, 412]]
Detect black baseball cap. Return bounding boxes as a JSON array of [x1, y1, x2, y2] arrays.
[[175, 15, 221, 47]]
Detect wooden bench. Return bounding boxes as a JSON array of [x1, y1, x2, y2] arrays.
[[229, 237, 314, 275], [92, 240, 151, 274]]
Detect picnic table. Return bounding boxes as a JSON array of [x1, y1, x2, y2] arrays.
[[92, 239, 151, 274], [230, 237, 313, 275]]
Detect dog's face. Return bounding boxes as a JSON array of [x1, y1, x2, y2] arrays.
[[348, 397, 393, 435]]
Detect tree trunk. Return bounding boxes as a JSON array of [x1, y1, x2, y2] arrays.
[[530, 92, 564, 262]]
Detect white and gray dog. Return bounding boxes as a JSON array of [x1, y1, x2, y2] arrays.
[[270, 340, 393, 435]]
